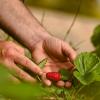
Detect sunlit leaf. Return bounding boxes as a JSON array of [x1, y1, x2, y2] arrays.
[[73, 52, 100, 85]]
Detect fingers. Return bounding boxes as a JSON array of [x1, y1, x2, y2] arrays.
[[1, 41, 24, 55], [13, 64, 36, 83], [62, 42, 77, 61], [8, 41, 24, 54], [56, 80, 72, 88], [43, 37, 76, 61], [56, 80, 65, 87], [13, 52, 43, 76], [32, 49, 47, 64], [5, 60, 36, 83], [8, 74, 21, 84], [2, 46, 43, 76]]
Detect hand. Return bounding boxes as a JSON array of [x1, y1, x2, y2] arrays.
[[0, 41, 43, 83], [32, 36, 76, 86]]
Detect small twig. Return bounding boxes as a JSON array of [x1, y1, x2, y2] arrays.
[[40, 10, 55, 37], [74, 40, 85, 48], [71, 85, 85, 100], [70, 39, 85, 51], [64, 0, 82, 41]]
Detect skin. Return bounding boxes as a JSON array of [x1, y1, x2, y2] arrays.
[[0, 0, 76, 86], [0, 41, 41, 83], [56, 80, 65, 87]]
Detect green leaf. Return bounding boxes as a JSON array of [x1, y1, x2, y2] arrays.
[[0, 64, 51, 100], [74, 52, 99, 74], [93, 45, 100, 58], [92, 62, 100, 81], [0, 83, 47, 100], [73, 71, 96, 85], [38, 58, 47, 68], [0, 64, 11, 83], [59, 69, 71, 81], [73, 52, 100, 85], [91, 25, 100, 47], [75, 82, 100, 100]]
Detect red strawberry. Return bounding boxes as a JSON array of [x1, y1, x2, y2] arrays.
[[46, 72, 61, 82]]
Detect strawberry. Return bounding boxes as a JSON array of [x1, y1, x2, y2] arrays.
[[46, 72, 61, 82]]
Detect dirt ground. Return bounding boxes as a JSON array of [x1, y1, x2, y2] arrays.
[[0, 7, 100, 53]]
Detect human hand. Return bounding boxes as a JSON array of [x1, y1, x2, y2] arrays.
[[32, 36, 76, 86], [0, 41, 43, 83]]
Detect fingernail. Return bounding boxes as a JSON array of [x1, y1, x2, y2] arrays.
[[45, 80, 51, 86]]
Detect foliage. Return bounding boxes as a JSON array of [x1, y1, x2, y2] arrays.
[[75, 82, 100, 100], [93, 46, 100, 58], [0, 52, 100, 100], [73, 52, 100, 85], [91, 25, 100, 47], [59, 69, 72, 81], [0, 65, 49, 100], [91, 25, 100, 59]]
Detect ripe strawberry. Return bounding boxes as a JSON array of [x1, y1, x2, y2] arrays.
[[46, 72, 61, 82]]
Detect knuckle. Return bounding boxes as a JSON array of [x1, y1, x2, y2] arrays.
[[6, 41, 24, 54], [4, 48, 15, 57]]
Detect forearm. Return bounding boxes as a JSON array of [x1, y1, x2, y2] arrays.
[[0, 0, 51, 51]]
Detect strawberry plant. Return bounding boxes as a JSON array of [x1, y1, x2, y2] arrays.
[[91, 25, 100, 58], [0, 39, 100, 100], [73, 52, 100, 85], [91, 25, 100, 48]]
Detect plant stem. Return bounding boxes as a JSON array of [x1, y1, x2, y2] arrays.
[[63, 0, 82, 41]]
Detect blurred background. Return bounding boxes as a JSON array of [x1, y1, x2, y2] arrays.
[[26, 0, 100, 18], [26, 0, 100, 53], [0, 0, 100, 53]]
